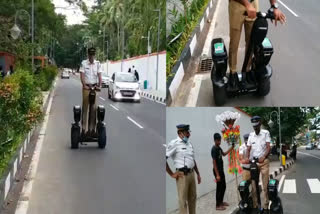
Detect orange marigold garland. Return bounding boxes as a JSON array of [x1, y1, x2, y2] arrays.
[[216, 111, 242, 175]]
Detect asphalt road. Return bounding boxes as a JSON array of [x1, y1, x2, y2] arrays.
[[273, 147, 320, 214], [176, 0, 320, 106], [25, 74, 166, 214]]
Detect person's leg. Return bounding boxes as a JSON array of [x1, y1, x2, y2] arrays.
[[242, 169, 251, 181], [244, 0, 259, 72], [260, 159, 270, 209], [228, 0, 246, 74], [176, 174, 188, 214], [188, 171, 197, 214], [220, 172, 227, 205], [81, 89, 89, 133], [251, 179, 258, 208]]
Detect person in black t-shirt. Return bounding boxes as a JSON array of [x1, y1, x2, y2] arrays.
[[211, 133, 234, 211]]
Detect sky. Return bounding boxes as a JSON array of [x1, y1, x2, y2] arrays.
[[52, 0, 96, 25]]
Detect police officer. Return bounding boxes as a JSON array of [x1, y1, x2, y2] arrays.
[[79, 47, 102, 136], [166, 124, 201, 214], [247, 116, 271, 213], [228, 0, 286, 91], [239, 133, 251, 181]]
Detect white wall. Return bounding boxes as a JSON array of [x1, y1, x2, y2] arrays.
[[101, 52, 166, 93], [166, 107, 254, 212]]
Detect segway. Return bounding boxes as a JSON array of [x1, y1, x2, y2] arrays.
[[71, 86, 107, 149], [238, 157, 262, 214], [211, 9, 275, 106], [268, 179, 283, 214]]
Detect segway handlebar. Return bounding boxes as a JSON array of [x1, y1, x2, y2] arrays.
[[244, 9, 275, 20]]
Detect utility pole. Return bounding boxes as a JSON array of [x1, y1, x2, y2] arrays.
[[31, 0, 34, 72], [154, 9, 160, 90]]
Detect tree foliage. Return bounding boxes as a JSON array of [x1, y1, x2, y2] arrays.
[[240, 107, 307, 144]]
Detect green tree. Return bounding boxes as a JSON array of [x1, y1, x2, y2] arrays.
[[240, 107, 307, 145]]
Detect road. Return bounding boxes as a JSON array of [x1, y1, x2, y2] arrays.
[[174, 0, 320, 106], [273, 147, 320, 214], [23, 74, 165, 214]]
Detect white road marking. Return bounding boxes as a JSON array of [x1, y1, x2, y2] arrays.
[[297, 151, 320, 160], [110, 104, 119, 111], [127, 116, 144, 129], [307, 179, 320, 193], [99, 97, 105, 101], [278, 0, 299, 17], [278, 175, 286, 192], [282, 179, 296, 193]]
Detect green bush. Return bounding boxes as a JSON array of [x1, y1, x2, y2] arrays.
[[35, 65, 58, 91], [167, 0, 209, 78], [0, 68, 43, 176]]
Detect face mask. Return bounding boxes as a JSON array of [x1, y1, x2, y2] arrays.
[[182, 136, 189, 143]]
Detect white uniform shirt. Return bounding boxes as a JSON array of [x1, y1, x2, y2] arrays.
[[247, 129, 271, 159], [80, 59, 102, 84], [166, 137, 195, 169], [239, 143, 251, 168]]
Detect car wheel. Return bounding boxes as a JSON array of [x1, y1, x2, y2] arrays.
[[108, 89, 111, 99]]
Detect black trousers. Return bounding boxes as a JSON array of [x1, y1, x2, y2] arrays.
[[213, 170, 226, 206]]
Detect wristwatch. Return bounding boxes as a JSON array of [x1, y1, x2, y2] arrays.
[[271, 3, 279, 9]]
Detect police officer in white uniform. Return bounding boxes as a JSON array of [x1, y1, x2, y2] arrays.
[[247, 116, 271, 214], [166, 124, 201, 214], [79, 47, 102, 136], [239, 133, 251, 181]]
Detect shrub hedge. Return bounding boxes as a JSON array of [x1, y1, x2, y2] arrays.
[[0, 66, 57, 176]]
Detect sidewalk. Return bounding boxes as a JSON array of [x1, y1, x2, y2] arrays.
[[169, 155, 294, 214]]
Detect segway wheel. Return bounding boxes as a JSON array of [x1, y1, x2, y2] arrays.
[[213, 84, 227, 106], [71, 125, 80, 149], [257, 78, 270, 96], [98, 126, 107, 149]]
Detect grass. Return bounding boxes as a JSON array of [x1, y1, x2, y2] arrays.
[[167, 0, 209, 79]]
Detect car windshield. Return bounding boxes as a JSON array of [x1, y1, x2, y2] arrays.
[[115, 73, 137, 82]]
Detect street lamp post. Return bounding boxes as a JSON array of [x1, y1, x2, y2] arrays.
[[32, 0, 34, 72], [10, 7, 33, 71], [153, 9, 160, 90], [268, 107, 282, 166], [142, 30, 151, 89]]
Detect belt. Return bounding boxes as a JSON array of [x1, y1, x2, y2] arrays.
[[86, 83, 97, 87], [243, 167, 250, 171], [176, 167, 193, 175]]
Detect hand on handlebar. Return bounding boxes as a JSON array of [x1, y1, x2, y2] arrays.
[[83, 85, 90, 90], [258, 156, 265, 163], [95, 86, 101, 92], [272, 9, 286, 26], [246, 4, 257, 19]]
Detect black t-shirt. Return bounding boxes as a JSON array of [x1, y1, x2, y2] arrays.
[[211, 145, 224, 172]]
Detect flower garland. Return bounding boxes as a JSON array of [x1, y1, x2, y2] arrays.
[[216, 111, 242, 175]]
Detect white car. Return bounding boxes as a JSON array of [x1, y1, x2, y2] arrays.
[[108, 72, 141, 102], [61, 70, 70, 79], [102, 75, 111, 88], [317, 144, 320, 150]]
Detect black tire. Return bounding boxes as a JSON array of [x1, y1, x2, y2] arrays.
[[213, 84, 227, 106], [98, 126, 107, 149], [108, 89, 111, 99], [71, 125, 80, 149], [257, 78, 270, 96]]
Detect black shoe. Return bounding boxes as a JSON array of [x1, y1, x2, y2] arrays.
[[243, 71, 256, 89], [228, 73, 239, 92]]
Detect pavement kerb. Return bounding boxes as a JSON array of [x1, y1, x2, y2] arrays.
[[0, 76, 58, 212], [166, 0, 219, 105], [230, 159, 295, 214], [140, 90, 166, 104]]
